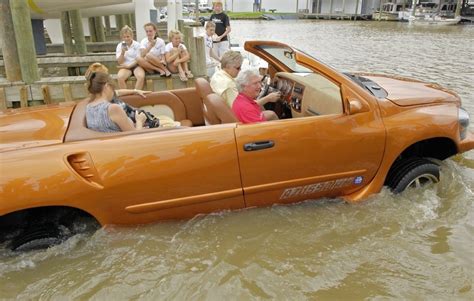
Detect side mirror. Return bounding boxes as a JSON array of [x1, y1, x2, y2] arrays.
[[347, 99, 369, 115]]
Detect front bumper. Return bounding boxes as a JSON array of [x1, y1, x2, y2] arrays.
[[458, 130, 474, 154]]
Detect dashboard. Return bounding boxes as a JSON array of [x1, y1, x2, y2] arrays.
[[272, 72, 344, 118]]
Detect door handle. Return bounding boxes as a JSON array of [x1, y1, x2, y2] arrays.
[[243, 140, 275, 151]]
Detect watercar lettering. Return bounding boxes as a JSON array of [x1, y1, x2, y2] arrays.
[[280, 177, 355, 200]]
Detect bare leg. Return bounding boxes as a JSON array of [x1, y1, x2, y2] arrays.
[[177, 63, 187, 82], [136, 57, 162, 74], [133, 67, 145, 90], [146, 54, 169, 75], [117, 69, 132, 89]]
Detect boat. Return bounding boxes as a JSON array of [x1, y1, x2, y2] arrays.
[[400, 1, 458, 21], [373, 2, 406, 21], [400, 1, 438, 21], [408, 14, 461, 25]]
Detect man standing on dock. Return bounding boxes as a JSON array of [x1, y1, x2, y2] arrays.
[[210, 0, 231, 58]]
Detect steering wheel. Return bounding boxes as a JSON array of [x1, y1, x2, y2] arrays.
[[258, 74, 271, 99]]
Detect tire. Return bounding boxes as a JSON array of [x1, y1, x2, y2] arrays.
[[386, 157, 440, 193], [9, 223, 64, 252]]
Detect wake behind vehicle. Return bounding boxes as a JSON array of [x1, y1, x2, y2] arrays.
[[1, 41, 473, 251]]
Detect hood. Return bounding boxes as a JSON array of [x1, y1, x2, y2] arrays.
[[362, 74, 461, 106], [0, 103, 75, 152]]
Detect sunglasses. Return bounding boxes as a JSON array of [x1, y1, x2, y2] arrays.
[[234, 65, 241, 71]]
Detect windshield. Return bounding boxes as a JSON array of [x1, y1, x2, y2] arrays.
[[256, 45, 313, 73]]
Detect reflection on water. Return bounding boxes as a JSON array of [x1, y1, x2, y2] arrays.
[[1, 21, 473, 300]]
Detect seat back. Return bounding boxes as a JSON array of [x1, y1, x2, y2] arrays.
[[194, 77, 213, 100], [194, 78, 214, 125], [121, 91, 193, 127], [204, 93, 238, 125]]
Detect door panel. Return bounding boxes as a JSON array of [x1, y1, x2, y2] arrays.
[[235, 107, 385, 207], [69, 125, 244, 224]]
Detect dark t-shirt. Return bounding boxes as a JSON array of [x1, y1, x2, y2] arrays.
[[210, 12, 230, 42]]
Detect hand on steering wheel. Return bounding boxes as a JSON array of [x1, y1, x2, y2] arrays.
[[258, 74, 271, 99]]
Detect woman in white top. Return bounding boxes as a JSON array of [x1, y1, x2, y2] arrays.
[[202, 21, 221, 77], [136, 23, 171, 77], [165, 30, 193, 82], [116, 25, 145, 90]]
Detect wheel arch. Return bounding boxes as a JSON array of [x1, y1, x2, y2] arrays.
[[0, 205, 101, 242], [345, 136, 457, 202], [397, 137, 458, 161]]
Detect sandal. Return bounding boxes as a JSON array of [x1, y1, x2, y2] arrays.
[[185, 71, 194, 79], [165, 70, 172, 77], [179, 73, 188, 82]]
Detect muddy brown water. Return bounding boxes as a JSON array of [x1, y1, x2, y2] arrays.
[[1, 20, 473, 300]]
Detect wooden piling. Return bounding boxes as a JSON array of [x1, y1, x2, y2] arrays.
[[194, 36, 206, 77], [9, 0, 39, 83], [41, 85, 51, 104], [88, 17, 97, 42], [131, 13, 136, 29], [0, 0, 22, 81], [0, 87, 7, 110], [94, 17, 106, 42], [60, 11, 75, 55], [115, 14, 124, 30], [104, 15, 111, 36], [62, 84, 73, 102], [69, 10, 87, 54], [124, 14, 132, 28], [19, 85, 28, 108], [177, 19, 185, 34]]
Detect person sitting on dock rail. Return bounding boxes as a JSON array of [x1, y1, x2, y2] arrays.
[[85, 63, 150, 98], [210, 50, 243, 107], [116, 25, 145, 90], [165, 30, 194, 82], [136, 23, 171, 77], [86, 72, 147, 132]]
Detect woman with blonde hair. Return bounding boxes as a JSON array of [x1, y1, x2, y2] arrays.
[[136, 23, 171, 77], [164, 30, 193, 82], [116, 25, 145, 90]]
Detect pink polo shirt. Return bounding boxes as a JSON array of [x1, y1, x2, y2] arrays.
[[232, 93, 265, 124]]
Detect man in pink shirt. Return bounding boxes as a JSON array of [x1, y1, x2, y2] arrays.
[[232, 69, 281, 124]]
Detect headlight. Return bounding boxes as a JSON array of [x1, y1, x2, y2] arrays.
[[458, 107, 470, 140]]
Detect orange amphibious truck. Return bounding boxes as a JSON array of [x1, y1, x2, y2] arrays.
[[1, 41, 473, 251]]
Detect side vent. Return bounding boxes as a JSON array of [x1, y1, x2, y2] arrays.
[[66, 152, 103, 189]]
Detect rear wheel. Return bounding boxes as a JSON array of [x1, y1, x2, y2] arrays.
[[9, 223, 64, 252], [386, 157, 440, 193]]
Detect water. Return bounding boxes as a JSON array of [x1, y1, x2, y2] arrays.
[[1, 20, 473, 300]]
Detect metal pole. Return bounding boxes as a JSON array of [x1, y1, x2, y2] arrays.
[[0, 0, 22, 81], [9, 0, 39, 83]]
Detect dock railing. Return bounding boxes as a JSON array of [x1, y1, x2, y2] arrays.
[[0, 21, 207, 110]]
